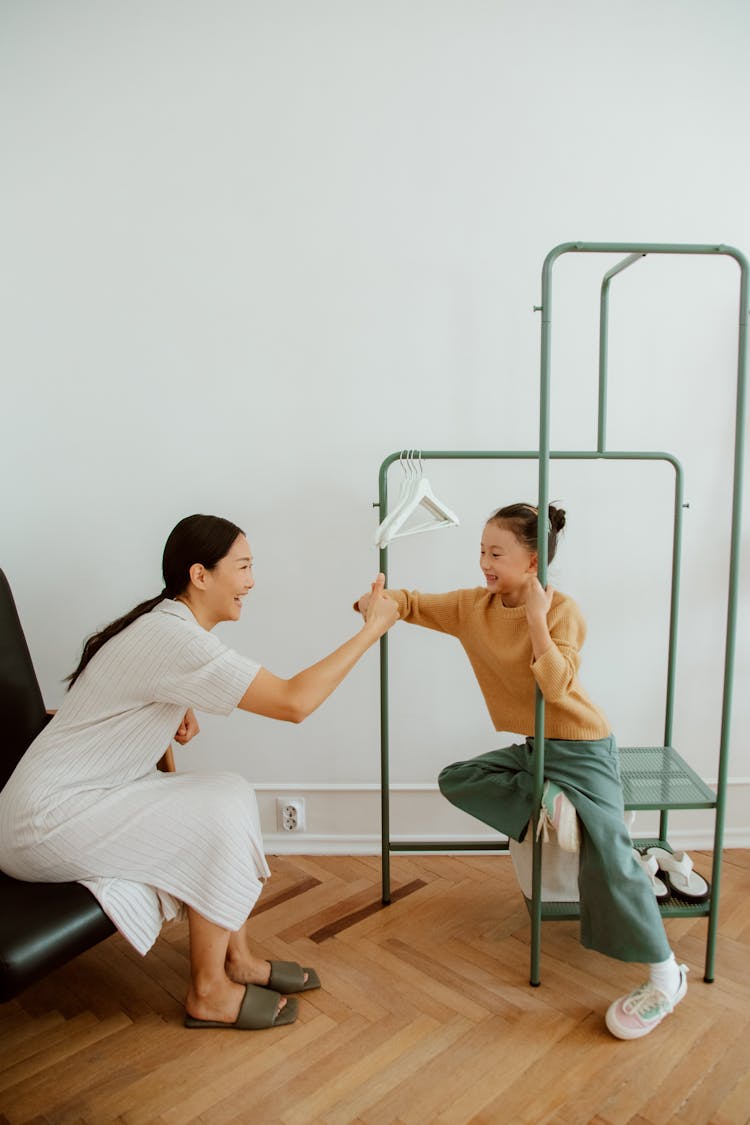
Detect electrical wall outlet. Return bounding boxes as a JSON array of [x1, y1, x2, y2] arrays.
[[276, 797, 306, 832]]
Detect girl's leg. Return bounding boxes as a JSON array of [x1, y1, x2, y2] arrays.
[[441, 737, 675, 963], [438, 741, 536, 840], [541, 737, 672, 964], [186, 906, 287, 1023]]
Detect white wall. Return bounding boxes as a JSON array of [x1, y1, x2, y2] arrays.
[[2, 0, 749, 850]]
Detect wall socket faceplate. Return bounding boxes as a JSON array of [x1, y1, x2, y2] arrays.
[[276, 797, 306, 832]]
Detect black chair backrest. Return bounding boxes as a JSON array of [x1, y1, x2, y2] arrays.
[[0, 569, 49, 791]]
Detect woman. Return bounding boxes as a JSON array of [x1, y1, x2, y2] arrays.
[[0, 514, 399, 1031]]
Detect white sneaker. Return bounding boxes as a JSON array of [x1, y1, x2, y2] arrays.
[[605, 965, 689, 1040]]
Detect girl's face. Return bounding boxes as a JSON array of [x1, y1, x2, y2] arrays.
[[480, 522, 536, 602], [199, 533, 255, 627]]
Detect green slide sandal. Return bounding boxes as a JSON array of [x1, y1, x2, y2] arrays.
[[184, 983, 298, 1030], [266, 960, 321, 993]]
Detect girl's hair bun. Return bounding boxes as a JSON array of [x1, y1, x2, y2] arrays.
[[549, 505, 566, 533]]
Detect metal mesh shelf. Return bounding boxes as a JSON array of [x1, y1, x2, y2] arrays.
[[526, 895, 711, 921], [619, 746, 716, 810], [522, 836, 712, 921]]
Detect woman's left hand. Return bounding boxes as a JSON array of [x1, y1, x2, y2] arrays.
[[174, 708, 200, 745], [523, 576, 554, 619]]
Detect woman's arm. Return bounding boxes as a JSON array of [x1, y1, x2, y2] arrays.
[[174, 708, 200, 745], [157, 745, 176, 772], [238, 573, 399, 723], [157, 708, 200, 772]]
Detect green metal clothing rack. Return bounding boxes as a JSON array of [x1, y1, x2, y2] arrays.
[[376, 241, 749, 987]]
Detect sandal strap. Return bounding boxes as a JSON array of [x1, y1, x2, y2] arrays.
[[668, 851, 694, 875]]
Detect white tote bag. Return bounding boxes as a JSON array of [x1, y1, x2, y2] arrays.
[[509, 826, 580, 902]]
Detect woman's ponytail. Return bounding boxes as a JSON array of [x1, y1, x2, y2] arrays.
[[66, 592, 169, 688]]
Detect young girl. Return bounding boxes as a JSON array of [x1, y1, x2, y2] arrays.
[[357, 502, 687, 1041], [0, 514, 398, 1031]]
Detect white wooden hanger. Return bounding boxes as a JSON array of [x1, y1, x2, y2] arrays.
[[374, 452, 460, 548]]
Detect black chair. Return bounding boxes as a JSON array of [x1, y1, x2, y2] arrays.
[[0, 568, 115, 1002]]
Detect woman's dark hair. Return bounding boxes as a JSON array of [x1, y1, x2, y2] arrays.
[[488, 502, 566, 563], [67, 514, 244, 688]]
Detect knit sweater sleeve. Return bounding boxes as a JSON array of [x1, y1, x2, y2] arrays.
[[530, 595, 587, 702], [385, 589, 464, 637]]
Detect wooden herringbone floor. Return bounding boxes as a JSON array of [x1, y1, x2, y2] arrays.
[[1, 850, 749, 1125]]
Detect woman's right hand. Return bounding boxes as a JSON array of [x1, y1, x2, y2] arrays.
[[362, 574, 399, 636], [239, 573, 400, 724]]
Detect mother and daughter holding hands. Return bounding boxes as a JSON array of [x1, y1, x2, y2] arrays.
[[0, 505, 687, 1041]]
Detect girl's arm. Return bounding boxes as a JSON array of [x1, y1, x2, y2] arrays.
[[523, 576, 555, 661], [355, 587, 464, 636], [524, 578, 585, 701], [238, 573, 399, 723]]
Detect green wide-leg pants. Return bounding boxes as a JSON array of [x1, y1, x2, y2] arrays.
[[438, 735, 671, 963]]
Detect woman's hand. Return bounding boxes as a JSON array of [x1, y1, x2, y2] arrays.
[[238, 574, 399, 724], [174, 708, 200, 746], [361, 574, 399, 637]]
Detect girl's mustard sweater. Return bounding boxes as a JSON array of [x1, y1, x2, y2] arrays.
[[385, 586, 610, 741]]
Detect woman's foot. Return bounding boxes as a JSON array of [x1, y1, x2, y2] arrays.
[[186, 975, 288, 1025], [225, 953, 308, 989]]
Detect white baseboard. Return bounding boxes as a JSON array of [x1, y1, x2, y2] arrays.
[[257, 780, 750, 854]]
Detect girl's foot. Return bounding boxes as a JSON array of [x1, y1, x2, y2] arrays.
[[605, 965, 688, 1040]]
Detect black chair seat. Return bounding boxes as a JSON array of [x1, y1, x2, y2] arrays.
[[0, 872, 115, 1001], [1, 567, 117, 1001]]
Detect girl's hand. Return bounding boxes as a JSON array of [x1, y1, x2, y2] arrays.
[[362, 574, 399, 636], [524, 577, 554, 661], [523, 576, 554, 620], [174, 708, 200, 745], [355, 572, 387, 617]]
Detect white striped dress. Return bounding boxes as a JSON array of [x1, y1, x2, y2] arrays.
[[0, 599, 270, 954]]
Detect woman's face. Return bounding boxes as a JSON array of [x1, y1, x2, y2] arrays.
[[202, 533, 255, 625], [480, 522, 536, 598]]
